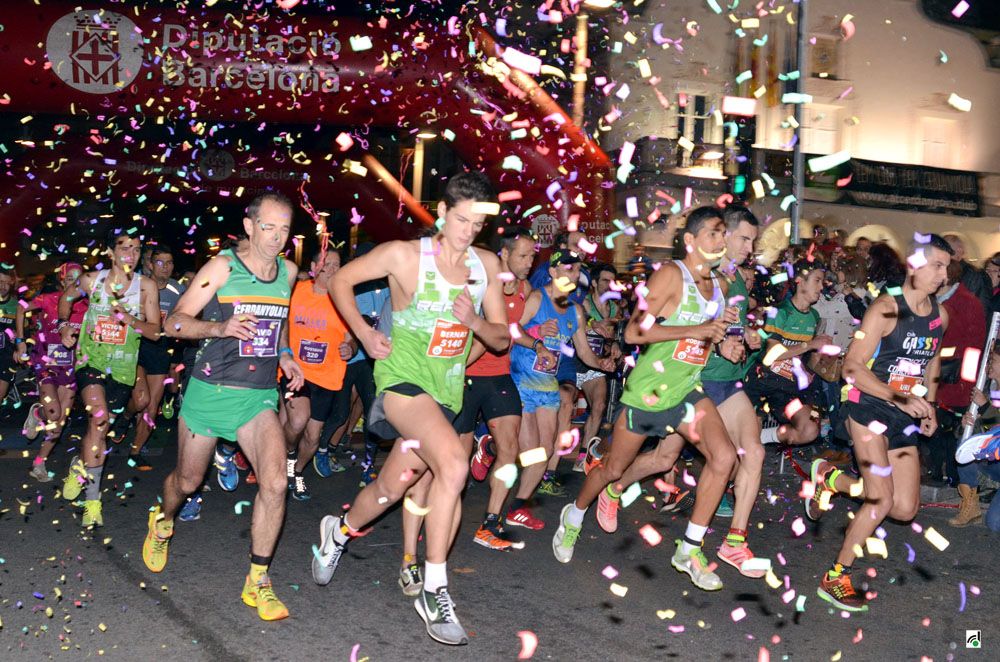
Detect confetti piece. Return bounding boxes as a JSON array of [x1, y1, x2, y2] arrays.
[[731, 607, 747, 622], [503, 47, 542, 75], [609, 583, 628, 597], [947, 93, 972, 112], [865, 537, 888, 558], [765, 568, 782, 589], [621, 482, 642, 507], [791, 517, 805, 537], [638, 524, 663, 547], [403, 496, 430, 517], [602, 565, 619, 580], [471, 202, 500, 215], [234, 501, 251, 515], [517, 631, 538, 660], [961, 348, 981, 383], [958, 581, 967, 612], [741, 557, 772, 573], [495, 463, 518, 488], [870, 464, 892, 477], [808, 150, 851, 173], [349, 35, 373, 52], [400, 439, 420, 453], [924, 527, 949, 551], [519, 447, 548, 467], [656, 609, 676, 620], [951, 1, 970, 19], [867, 421, 888, 436]]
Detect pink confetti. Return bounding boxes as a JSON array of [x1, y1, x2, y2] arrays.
[[682, 469, 697, 487], [602, 565, 619, 580], [400, 439, 420, 453], [952, 1, 970, 19], [961, 348, 981, 383], [791, 517, 805, 537], [867, 420, 888, 435], [731, 607, 747, 622], [639, 524, 662, 547], [517, 631, 538, 659], [871, 464, 893, 477], [668, 625, 685, 634]]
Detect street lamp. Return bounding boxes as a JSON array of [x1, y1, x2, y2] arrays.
[[293, 234, 305, 265]]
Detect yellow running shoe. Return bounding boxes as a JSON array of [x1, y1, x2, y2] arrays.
[[142, 506, 173, 573], [82, 500, 103, 527], [241, 574, 289, 621], [62, 455, 88, 501]]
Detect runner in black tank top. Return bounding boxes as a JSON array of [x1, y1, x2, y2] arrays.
[[807, 235, 952, 614]]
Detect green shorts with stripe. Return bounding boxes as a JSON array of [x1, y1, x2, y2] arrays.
[[180, 378, 279, 441]]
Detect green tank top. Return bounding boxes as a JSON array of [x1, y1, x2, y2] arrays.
[[374, 237, 488, 413], [78, 270, 144, 386], [701, 268, 752, 382], [621, 262, 723, 411]]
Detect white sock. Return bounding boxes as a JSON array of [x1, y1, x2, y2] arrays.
[[680, 522, 708, 554], [333, 514, 353, 545], [566, 503, 587, 527], [423, 561, 447, 593], [760, 426, 780, 445], [84, 465, 103, 501]]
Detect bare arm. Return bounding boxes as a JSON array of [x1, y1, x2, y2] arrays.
[[329, 241, 404, 341], [572, 304, 611, 370], [624, 263, 728, 345], [513, 290, 543, 349], [165, 255, 255, 341], [125, 276, 161, 341], [59, 272, 94, 320]]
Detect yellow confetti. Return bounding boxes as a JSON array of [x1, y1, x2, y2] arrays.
[[865, 537, 888, 558], [98, 623, 107, 632], [656, 609, 676, 620], [609, 583, 628, 597], [519, 447, 548, 467], [849, 479, 864, 497], [764, 568, 782, 589], [762, 344, 787, 367], [924, 527, 949, 551], [403, 496, 430, 517]]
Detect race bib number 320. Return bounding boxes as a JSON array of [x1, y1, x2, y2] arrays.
[[426, 319, 470, 358], [240, 319, 281, 358]]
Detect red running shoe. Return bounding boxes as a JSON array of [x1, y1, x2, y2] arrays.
[[505, 507, 544, 530], [234, 450, 250, 471], [469, 434, 496, 482]]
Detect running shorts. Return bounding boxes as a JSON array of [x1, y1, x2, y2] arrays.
[[180, 377, 279, 442], [453, 374, 522, 434]]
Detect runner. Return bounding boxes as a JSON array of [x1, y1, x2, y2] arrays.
[[141, 192, 303, 622], [744, 259, 832, 446], [808, 234, 951, 613], [279, 248, 352, 501], [698, 205, 769, 577], [456, 226, 537, 552], [311, 172, 509, 645], [16, 262, 87, 482], [129, 244, 186, 469], [60, 230, 160, 528], [507, 249, 615, 530], [0, 268, 17, 408], [552, 206, 739, 593]]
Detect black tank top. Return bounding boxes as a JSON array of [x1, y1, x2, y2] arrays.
[[869, 292, 943, 398]]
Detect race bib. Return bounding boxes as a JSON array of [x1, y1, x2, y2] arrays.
[[888, 373, 922, 395], [586, 331, 606, 357], [239, 319, 281, 358], [426, 319, 470, 358], [672, 338, 709, 367], [770, 358, 797, 380], [94, 315, 128, 345], [532, 340, 560, 375], [46, 343, 74, 367], [298, 339, 329, 364]]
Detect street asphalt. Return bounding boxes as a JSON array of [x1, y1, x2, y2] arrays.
[[0, 408, 996, 661]]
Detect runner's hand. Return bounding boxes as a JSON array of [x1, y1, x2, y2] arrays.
[[360, 326, 392, 360], [898, 395, 934, 420], [718, 335, 745, 363], [452, 287, 477, 328], [694, 319, 729, 343], [538, 319, 559, 338], [745, 329, 762, 350], [219, 314, 259, 341], [279, 354, 304, 391], [60, 324, 77, 348], [970, 386, 988, 408], [15, 341, 28, 364], [536, 344, 557, 370], [808, 334, 834, 351], [598, 357, 615, 372], [720, 306, 740, 325], [591, 319, 615, 338], [920, 408, 938, 436], [339, 339, 356, 360]]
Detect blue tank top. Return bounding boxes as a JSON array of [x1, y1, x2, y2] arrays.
[[510, 287, 578, 393]]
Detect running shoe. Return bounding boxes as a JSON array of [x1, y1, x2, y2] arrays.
[[23, 402, 43, 440], [178, 495, 202, 522], [142, 505, 172, 573], [312, 515, 347, 586], [552, 503, 582, 564], [359, 466, 377, 487], [129, 454, 153, 471], [955, 427, 1000, 464], [671, 540, 723, 591], [473, 525, 516, 551], [234, 449, 250, 471], [505, 507, 544, 530], [399, 563, 424, 596], [715, 492, 734, 518], [660, 484, 694, 514], [82, 499, 103, 528], [414, 587, 468, 646], [215, 447, 239, 492], [537, 477, 568, 497], [161, 396, 175, 420], [313, 450, 333, 478], [469, 433, 496, 482], [817, 571, 868, 612], [596, 487, 620, 534], [717, 541, 767, 578], [291, 473, 311, 501], [572, 453, 586, 473], [62, 455, 87, 501], [285, 456, 296, 479], [583, 437, 603, 475], [246, 470, 257, 485], [29, 461, 51, 483], [241, 573, 289, 621], [805, 458, 836, 522]]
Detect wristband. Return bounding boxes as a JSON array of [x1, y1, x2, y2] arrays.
[[279, 347, 294, 357], [532, 338, 542, 352]]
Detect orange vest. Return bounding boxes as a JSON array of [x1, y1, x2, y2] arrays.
[[288, 280, 349, 390]]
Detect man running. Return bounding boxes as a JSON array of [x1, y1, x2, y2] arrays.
[[279, 248, 352, 500], [17, 263, 87, 482], [0, 268, 18, 407], [60, 230, 160, 528], [455, 226, 537, 552], [552, 206, 738, 593], [311, 172, 509, 646], [507, 250, 614, 530], [129, 244, 186, 469], [141, 192, 303, 622], [745, 259, 832, 446], [698, 205, 768, 577], [808, 234, 951, 613]]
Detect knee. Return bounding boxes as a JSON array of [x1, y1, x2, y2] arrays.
[[741, 442, 765, 470], [799, 420, 819, 443], [177, 472, 204, 495], [601, 454, 628, 482], [134, 393, 151, 412], [494, 436, 518, 464], [259, 473, 287, 499], [708, 443, 737, 473], [437, 455, 469, 493], [868, 490, 895, 519], [43, 405, 61, 423], [890, 493, 919, 522]]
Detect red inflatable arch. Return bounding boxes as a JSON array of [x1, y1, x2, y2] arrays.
[[0, 0, 612, 261]]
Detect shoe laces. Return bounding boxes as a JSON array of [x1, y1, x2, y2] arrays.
[[690, 547, 711, 569], [562, 523, 581, 547], [830, 574, 856, 598], [433, 588, 458, 624], [324, 540, 344, 568], [404, 563, 421, 583], [295, 475, 306, 492], [254, 578, 281, 603]]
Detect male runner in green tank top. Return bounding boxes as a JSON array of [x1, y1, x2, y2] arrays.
[[553, 206, 741, 593], [59, 229, 160, 528], [141, 192, 304, 622], [311, 172, 510, 646]]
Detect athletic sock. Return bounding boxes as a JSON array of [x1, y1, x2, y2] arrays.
[[423, 561, 447, 593], [483, 512, 501, 531], [680, 522, 708, 554], [334, 514, 357, 545], [827, 562, 851, 578], [84, 465, 103, 501], [725, 528, 748, 547], [33, 456, 46, 466], [606, 484, 623, 499], [565, 503, 587, 527], [760, 427, 780, 445], [826, 468, 844, 493], [542, 470, 554, 481], [249, 558, 270, 583], [509, 498, 526, 512]]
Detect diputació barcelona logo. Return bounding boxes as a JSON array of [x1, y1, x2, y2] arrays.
[[45, 10, 143, 94]]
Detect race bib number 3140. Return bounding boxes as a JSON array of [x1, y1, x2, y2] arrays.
[[426, 319, 470, 358]]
